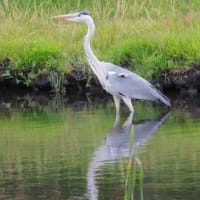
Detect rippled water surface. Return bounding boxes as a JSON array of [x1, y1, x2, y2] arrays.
[[0, 97, 199, 200]]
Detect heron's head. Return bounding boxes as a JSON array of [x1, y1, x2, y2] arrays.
[[52, 11, 91, 23]]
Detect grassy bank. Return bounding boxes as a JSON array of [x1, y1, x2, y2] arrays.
[[1, 0, 200, 80]]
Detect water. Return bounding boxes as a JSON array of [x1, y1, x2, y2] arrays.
[[0, 95, 199, 200]]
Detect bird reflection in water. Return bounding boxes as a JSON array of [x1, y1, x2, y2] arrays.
[[86, 112, 170, 200]]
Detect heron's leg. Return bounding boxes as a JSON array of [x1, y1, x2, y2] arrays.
[[122, 97, 134, 113], [123, 112, 134, 127], [113, 96, 121, 114], [114, 111, 121, 127]]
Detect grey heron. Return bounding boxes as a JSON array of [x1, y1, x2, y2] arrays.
[[52, 11, 171, 113]]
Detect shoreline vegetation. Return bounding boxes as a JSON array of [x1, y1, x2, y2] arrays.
[[0, 0, 200, 96]]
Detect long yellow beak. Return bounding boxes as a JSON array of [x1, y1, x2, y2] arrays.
[[52, 15, 70, 20], [52, 13, 76, 20]]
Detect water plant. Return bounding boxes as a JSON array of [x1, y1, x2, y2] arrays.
[[48, 71, 65, 94], [124, 126, 144, 200]]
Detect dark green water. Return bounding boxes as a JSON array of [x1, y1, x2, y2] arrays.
[[0, 96, 199, 200]]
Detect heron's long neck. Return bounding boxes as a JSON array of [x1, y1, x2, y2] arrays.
[[84, 20, 101, 76]]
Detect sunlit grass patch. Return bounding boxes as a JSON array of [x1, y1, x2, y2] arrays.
[[111, 16, 200, 78], [1, 0, 200, 79]]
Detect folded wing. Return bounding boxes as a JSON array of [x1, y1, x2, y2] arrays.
[[105, 63, 171, 106]]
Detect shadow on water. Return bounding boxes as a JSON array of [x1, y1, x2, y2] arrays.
[[0, 86, 199, 117], [0, 87, 110, 113], [84, 112, 170, 200]]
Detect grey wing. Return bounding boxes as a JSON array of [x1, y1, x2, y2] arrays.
[[106, 63, 170, 106]]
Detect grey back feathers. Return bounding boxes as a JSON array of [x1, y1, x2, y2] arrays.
[[105, 62, 171, 106]]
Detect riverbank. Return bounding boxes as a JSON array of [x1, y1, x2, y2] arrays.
[[0, 81, 199, 118], [0, 57, 199, 98], [1, 1, 200, 99], [1, 1, 200, 78]]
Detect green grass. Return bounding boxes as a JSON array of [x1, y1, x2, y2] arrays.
[[1, 0, 200, 79]]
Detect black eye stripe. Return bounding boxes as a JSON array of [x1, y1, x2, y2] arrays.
[[79, 11, 89, 16]]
